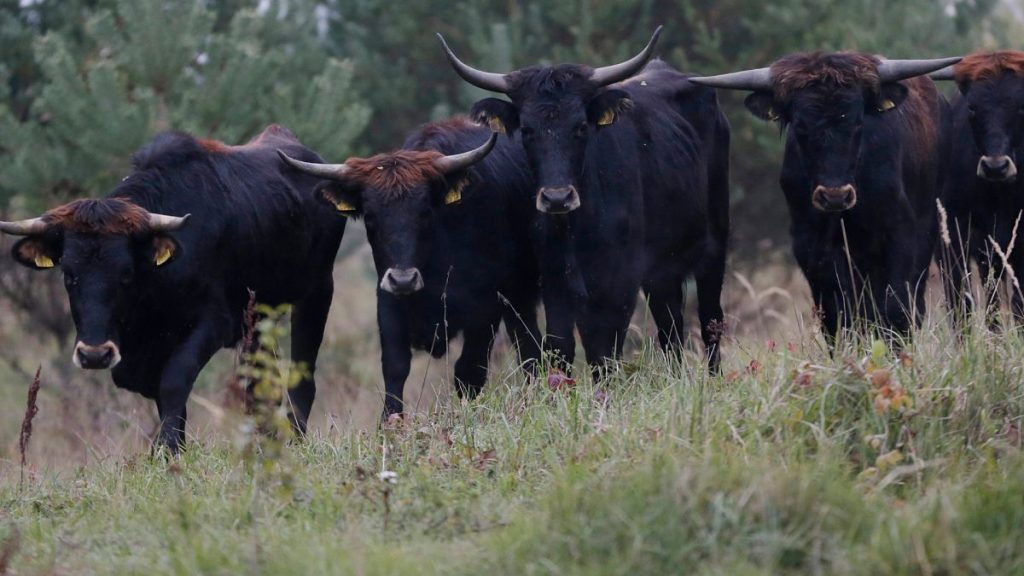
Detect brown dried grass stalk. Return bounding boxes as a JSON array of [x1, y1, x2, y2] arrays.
[[225, 289, 258, 409], [19, 366, 41, 486]]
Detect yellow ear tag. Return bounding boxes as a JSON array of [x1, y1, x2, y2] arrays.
[[879, 99, 896, 112], [445, 179, 466, 205], [155, 245, 173, 267], [333, 199, 358, 214], [487, 116, 506, 134], [597, 109, 616, 126], [34, 254, 54, 268]]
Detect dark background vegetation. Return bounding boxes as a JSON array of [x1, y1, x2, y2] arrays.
[[0, 0, 1017, 454]]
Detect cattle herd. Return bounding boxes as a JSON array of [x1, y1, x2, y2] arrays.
[[1, 27, 1022, 452]]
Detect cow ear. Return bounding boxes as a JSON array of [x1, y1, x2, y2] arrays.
[[437, 173, 471, 206], [587, 89, 633, 127], [151, 234, 181, 267], [873, 83, 909, 113], [471, 98, 520, 136], [316, 181, 362, 217], [744, 91, 780, 122], [12, 237, 60, 270]]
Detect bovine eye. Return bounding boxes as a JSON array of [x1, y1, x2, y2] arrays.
[[839, 113, 847, 120], [967, 105, 977, 117], [63, 272, 78, 287], [574, 122, 588, 138]]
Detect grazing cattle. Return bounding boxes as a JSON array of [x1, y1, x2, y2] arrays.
[[931, 52, 1024, 319], [438, 28, 731, 373], [0, 125, 345, 451], [691, 53, 958, 340], [279, 119, 542, 417]]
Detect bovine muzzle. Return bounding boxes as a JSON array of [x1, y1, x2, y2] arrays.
[[537, 186, 581, 214], [811, 184, 857, 212], [380, 267, 424, 295], [73, 340, 121, 370], [977, 155, 1017, 183]]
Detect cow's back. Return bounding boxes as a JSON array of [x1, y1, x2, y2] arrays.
[[113, 126, 344, 320]]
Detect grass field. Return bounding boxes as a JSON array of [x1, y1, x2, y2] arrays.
[[0, 239, 1022, 574]]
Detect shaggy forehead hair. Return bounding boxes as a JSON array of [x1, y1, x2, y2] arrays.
[[506, 64, 598, 103], [344, 150, 446, 200], [42, 198, 151, 235], [955, 51, 1024, 83], [771, 52, 882, 101]]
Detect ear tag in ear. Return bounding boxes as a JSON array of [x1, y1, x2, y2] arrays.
[[155, 244, 174, 267], [333, 198, 358, 214], [597, 109, 616, 126], [34, 254, 54, 269], [445, 179, 466, 205], [487, 116, 506, 134], [878, 99, 896, 112]]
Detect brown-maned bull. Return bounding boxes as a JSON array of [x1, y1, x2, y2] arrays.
[[691, 53, 958, 341], [279, 119, 542, 417], [0, 126, 345, 452], [932, 52, 1024, 320]]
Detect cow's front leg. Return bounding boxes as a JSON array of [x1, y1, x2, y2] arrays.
[[288, 274, 335, 435], [454, 322, 498, 399], [378, 295, 411, 418], [883, 236, 919, 337], [155, 318, 223, 453]]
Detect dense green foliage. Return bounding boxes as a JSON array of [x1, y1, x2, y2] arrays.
[[0, 0, 369, 212], [0, 0, 1013, 240]]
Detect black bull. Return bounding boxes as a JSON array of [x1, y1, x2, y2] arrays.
[[279, 119, 542, 417], [0, 125, 345, 451], [691, 53, 958, 340], [439, 28, 731, 373], [932, 52, 1024, 320]]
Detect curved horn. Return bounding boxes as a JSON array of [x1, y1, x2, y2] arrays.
[[436, 33, 510, 93], [590, 26, 664, 86], [0, 216, 48, 236], [148, 213, 190, 232], [277, 150, 351, 181], [688, 67, 773, 91], [433, 132, 498, 174], [929, 65, 957, 81], [877, 57, 962, 83]]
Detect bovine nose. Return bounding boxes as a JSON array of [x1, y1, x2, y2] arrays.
[[983, 156, 1010, 171], [978, 155, 1017, 182], [381, 267, 424, 295], [74, 341, 119, 370], [812, 184, 857, 212], [537, 186, 580, 214]]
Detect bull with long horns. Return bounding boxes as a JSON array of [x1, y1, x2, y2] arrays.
[[690, 53, 959, 340], [438, 27, 732, 374], [1, 125, 346, 451]]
